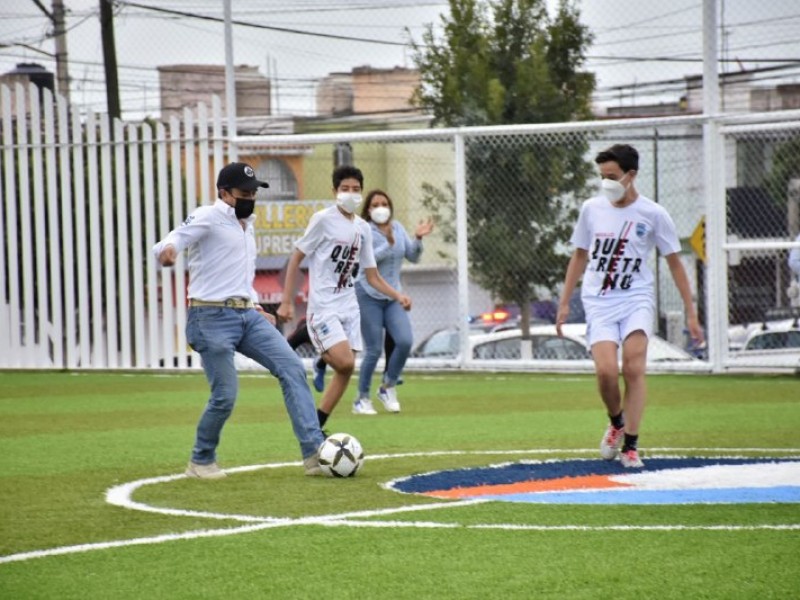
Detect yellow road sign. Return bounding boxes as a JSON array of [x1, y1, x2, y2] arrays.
[[690, 217, 706, 263]]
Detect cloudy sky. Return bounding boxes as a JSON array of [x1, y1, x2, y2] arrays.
[[1, 0, 798, 120]]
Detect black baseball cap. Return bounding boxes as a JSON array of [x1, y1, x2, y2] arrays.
[[216, 162, 269, 191]]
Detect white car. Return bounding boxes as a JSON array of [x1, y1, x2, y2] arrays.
[[413, 323, 699, 364], [727, 320, 800, 371]]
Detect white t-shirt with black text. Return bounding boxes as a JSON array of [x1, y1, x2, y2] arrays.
[[570, 195, 681, 315], [295, 206, 376, 315]]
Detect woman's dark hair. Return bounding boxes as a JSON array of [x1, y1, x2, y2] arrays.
[[360, 189, 394, 222]]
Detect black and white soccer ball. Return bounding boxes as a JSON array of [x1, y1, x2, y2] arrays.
[[318, 433, 364, 477]]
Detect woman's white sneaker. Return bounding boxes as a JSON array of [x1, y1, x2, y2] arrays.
[[377, 387, 401, 413], [352, 398, 378, 415]]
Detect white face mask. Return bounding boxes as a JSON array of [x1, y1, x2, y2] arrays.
[[600, 174, 629, 203], [336, 192, 362, 214], [370, 206, 391, 224]]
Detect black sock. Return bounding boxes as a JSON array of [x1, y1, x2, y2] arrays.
[[316, 358, 326, 371], [609, 411, 624, 430], [622, 434, 638, 453], [317, 409, 329, 428]]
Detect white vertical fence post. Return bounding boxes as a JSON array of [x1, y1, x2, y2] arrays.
[[85, 113, 103, 364], [1, 85, 21, 366], [57, 92, 76, 368], [169, 116, 188, 369], [454, 131, 470, 367], [72, 106, 91, 367], [142, 124, 159, 368], [115, 119, 131, 367], [44, 89, 64, 367], [128, 124, 145, 368], [702, 0, 727, 372], [29, 85, 50, 366], [16, 84, 34, 365], [155, 121, 174, 367], [100, 116, 118, 368]]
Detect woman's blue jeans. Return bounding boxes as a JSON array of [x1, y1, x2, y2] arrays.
[[186, 306, 324, 463], [356, 285, 413, 398]]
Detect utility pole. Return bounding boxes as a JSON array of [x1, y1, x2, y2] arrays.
[[30, 0, 71, 102], [52, 0, 70, 102], [99, 0, 121, 119], [223, 0, 237, 159]]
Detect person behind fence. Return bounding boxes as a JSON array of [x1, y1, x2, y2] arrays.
[[285, 316, 328, 392], [556, 144, 704, 469], [277, 166, 412, 430], [788, 233, 800, 308], [153, 161, 327, 479], [352, 189, 434, 415]]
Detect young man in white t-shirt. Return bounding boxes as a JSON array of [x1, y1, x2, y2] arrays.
[[556, 144, 704, 468], [278, 166, 412, 430]]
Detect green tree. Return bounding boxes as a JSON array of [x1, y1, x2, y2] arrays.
[[412, 0, 595, 337], [764, 135, 800, 215]]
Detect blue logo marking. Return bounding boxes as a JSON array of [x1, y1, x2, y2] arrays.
[[388, 458, 800, 505]]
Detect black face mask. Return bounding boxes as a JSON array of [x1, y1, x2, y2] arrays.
[[233, 197, 256, 219]]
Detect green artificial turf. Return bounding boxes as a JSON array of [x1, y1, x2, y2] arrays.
[[0, 370, 798, 599]]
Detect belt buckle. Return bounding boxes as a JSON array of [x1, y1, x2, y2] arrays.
[[225, 297, 248, 309]]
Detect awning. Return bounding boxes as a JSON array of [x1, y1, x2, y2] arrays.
[[253, 271, 308, 305]]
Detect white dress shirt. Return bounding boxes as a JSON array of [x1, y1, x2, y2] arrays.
[[152, 199, 258, 302]]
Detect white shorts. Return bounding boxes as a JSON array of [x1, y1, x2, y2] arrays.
[[586, 302, 654, 347], [307, 311, 363, 354]]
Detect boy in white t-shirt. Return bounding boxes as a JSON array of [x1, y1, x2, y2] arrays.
[[556, 144, 704, 468], [278, 166, 412, 430]]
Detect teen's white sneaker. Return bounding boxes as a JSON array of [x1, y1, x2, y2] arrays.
[[352, 398, 377, 415], [377, 387, 401, 413], [185, 461, 227, 479], [599, 425, 625, 460], [620, 449, 645, 468]]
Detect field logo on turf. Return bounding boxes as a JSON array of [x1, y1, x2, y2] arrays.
[[387, 458, 800, 505]]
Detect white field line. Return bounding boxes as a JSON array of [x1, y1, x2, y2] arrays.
[[3, 448, 800, 566]]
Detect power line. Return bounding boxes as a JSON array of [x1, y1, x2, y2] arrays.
[[115, 1, 407, 47], [595, 2, 699, 34]]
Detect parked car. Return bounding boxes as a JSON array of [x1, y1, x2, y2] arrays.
[[727, 320, 800, 370], [468, 291, 586, 333], [412, 323, 699, 364], [470, 326, 591, 360]]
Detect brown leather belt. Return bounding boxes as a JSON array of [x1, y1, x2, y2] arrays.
[[189, 298, 254, 309]]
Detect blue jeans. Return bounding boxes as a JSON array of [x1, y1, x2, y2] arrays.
[[186, 306, 324, 463], [356, 284, 413, 397]]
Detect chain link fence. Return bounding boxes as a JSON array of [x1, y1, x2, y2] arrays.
[[720, 120, 800, 369], [2, 81, 800, 372]]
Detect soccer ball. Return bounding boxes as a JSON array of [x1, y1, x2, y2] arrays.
[[318, 433, 364, 477]]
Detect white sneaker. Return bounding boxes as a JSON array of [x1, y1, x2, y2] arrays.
[[352, 397, 377, 415], [377, 386, 401, 413], [185, 461, 227, 479], [599, 425, 625, 460], [619, 449, 645, 468]]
